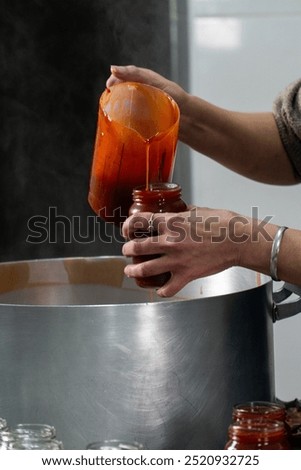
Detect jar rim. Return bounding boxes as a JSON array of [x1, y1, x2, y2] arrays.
[[86, 439, 144, 450], [228, 419, 287, 442], [133, 182, 180, 193], [233, 401, 285, 414]]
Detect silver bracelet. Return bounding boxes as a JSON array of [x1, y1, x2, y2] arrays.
[[270, 226, 288, 281]]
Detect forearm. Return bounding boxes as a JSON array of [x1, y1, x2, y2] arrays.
[[107, 65, 300, 185], [180, 95, 298, 185]]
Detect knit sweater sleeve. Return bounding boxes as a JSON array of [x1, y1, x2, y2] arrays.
[[273, 78, 301, 177]]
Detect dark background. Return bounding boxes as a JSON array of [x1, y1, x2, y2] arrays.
[[0, 0, 172, 261]]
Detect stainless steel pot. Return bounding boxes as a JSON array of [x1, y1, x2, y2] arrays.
[[0, 256, 299, 449]]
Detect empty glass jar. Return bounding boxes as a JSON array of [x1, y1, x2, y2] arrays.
[[9, 439, 64, 450], [86, 440, 144, 450], [0, 423, 63, 450], [13, 423, 56, 440]]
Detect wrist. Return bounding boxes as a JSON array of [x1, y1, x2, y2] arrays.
[[179, 94, 208, 146], [235, 218, 279, 276]]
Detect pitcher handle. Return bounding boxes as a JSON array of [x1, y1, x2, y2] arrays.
[[273, 282, 301, 322]]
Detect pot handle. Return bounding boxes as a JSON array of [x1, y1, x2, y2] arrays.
[[273, 283, 301, 321]]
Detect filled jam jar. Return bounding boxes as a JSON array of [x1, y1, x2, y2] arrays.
[[224, 419, 290, 450], [128, 182, 187, 288]]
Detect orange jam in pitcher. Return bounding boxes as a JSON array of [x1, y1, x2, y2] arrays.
[[88, 82, 180, 225]]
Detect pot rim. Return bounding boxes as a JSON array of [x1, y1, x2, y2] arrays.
[[0, 255, 272, 308]]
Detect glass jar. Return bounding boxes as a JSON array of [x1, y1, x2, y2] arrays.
[[86, 440, 144, 450], [128, 182, 187, 288], [13, 423, 56, 440], [9, 439, 64, 450], [0, 423, 61, 450], [224, 419, 290, 450]]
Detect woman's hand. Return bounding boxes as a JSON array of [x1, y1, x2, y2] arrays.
[[106, 65, 190, 115], [122, 207, 242, 297]]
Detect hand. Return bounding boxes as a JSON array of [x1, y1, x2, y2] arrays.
[[106, 65, 189, 115], [122, 207, 241, 297]]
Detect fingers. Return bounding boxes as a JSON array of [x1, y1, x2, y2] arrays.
[[122, 225, 192, 298], [123, 251, 190, 298], [106, 65, 145, 88], [156, 274, 188, 298], [122, 235, 165, 258], [106, 65, 168, 90], [105, 64, 189, 120], [120, 206, 238, 298]]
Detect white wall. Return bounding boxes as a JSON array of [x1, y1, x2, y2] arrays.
[[180, 0, 301, 400]]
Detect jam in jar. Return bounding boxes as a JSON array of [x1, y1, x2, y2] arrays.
[[224, 419, 290, 450], [128, 182, 187, 288]]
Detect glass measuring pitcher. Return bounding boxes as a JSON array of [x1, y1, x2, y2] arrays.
[[88, 81, 180, 225]]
